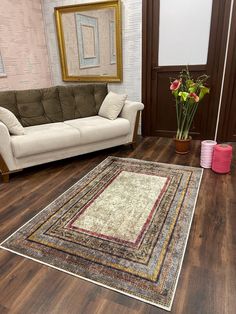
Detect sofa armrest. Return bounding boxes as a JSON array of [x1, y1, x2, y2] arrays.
[[0, 121, 16, 171], [120, 100, 144, 120], [119, 100, 144, 143]]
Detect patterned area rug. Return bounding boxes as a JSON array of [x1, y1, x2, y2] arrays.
[[0, 157, 203, 311]]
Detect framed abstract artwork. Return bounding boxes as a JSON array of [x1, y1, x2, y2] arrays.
[[55, 0, 122, 82]]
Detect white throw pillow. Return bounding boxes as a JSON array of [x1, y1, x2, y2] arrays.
[[98, 91, 127, 120], [0, 107, 25, 135]]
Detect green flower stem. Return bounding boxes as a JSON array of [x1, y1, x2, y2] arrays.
[[182, 102, 199, 140], [176, 99, 179, 131], [182, 102, 194, 139], [176, 99, 184, 139], [178, 101, 191, 139], [185, 103, 199, 137]]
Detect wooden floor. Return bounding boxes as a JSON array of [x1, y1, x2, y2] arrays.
[[0, 137, 235, 314]]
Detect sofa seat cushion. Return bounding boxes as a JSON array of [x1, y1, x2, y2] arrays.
[[64, 116, 130, 145], [11, 122, 80, 158]]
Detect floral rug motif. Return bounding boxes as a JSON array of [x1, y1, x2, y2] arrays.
[[0, 157, 203, 311]]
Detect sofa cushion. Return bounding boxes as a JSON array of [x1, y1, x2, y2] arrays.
[[98, 91, 127, 120], [41, 87, 63, 122], [64, 116, 130, 145], [57, 86, 76, 120], [16, 89, 50, 126], [73, 85, 97, 118], [0, 107, 25, 135], [94, 84, 108, 112], [11, 122, 81, 158], [73, 84, 108, 115], [15, 88, 63, 127], [0, 84, 107, 127], [0, 90, 20, 120], [58, 84, 108, 120]]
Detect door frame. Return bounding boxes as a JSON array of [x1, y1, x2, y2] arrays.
[[142, 0, 232, 138], [217, 0, 236, 141]]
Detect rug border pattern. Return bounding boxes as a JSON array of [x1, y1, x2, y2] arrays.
[[0, 157, 204, 311]]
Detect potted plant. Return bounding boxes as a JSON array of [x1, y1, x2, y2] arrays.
[[170, 68, 210, 154]]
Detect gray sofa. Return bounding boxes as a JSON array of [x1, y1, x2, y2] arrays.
[[0, 83, 144, 182]]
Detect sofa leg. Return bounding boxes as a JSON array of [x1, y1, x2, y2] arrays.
[[0, 154, 10, 183], [131, 142, 137, 150], [2, 173, 10, 183], [131, 110, 141, 149]]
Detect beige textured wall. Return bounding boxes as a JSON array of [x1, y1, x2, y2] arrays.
[[0, 0, 52, 91]]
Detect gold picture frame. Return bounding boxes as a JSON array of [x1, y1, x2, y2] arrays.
[[54, 0, 122, 82]]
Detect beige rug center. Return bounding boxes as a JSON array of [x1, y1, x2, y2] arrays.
[[69, 170, 168, 242]]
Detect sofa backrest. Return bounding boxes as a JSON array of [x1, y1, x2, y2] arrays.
[[58, 84, 107, 120], [0, 83, 107, 127], [15, 87, 62, 126]]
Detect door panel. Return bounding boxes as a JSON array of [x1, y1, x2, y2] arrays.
[[142, 0, 232, 139], [151, 67, 209, 138]]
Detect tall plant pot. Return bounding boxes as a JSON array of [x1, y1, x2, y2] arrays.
[[174, 136, 192, 154]]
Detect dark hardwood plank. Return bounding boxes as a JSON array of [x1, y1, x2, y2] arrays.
[[0, 137, 235, 314]]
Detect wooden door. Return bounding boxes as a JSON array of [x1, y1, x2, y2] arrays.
[[217, 0, 236, 141], [142, 0, 232, 139]]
